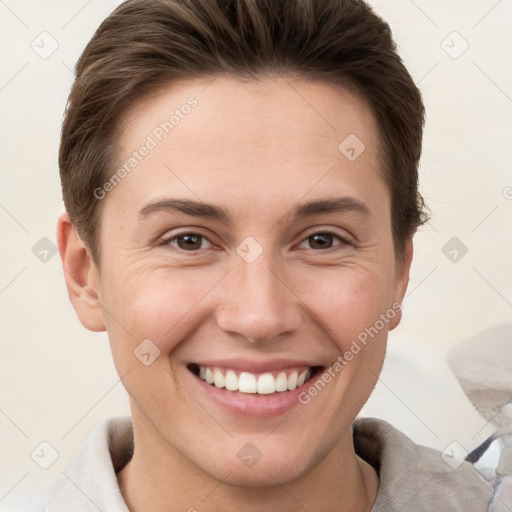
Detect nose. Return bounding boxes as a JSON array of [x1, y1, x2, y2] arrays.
[[215, 252, 303, 344]]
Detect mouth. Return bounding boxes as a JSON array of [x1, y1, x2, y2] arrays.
[[187, 363, 324, 396]]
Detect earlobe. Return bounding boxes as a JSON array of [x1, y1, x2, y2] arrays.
[[57, 212, 106, 332], [388, 238, 414, 331]]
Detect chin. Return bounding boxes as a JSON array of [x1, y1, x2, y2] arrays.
[[196, 443, 315, 489], [215, 462, 307, 489]]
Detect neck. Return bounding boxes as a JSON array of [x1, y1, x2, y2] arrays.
[[117, 411, 378, 512]]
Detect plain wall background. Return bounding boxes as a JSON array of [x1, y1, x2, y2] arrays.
[[1, 0, 511, 509]]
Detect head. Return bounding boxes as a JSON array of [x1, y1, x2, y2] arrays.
[[58, 0, 429, 490]]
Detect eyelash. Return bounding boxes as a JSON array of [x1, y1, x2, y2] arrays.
[[297, 230, 352, 251], [159, 229, 351, 253]]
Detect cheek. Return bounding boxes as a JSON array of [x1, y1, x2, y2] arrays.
[[101, 265, 227, 357], [101, 250, 396, 369], [292, 265, 394, 350]]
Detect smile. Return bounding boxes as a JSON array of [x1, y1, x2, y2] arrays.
[[187, 363, 323, 395], [186, 359, 325, 418]]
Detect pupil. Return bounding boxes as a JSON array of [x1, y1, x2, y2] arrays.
[[311, 233, 332, 249], [178, 234, 201, 250]]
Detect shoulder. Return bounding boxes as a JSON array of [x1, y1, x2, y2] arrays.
[[353, 417, 494, 512]]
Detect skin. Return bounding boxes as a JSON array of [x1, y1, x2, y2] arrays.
[[58, 75, 413, 512]]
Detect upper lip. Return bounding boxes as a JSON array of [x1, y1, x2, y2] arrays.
[[189, 358, 322, 374]]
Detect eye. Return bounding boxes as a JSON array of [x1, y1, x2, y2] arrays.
[[163, 233, 213, 251], [297, 230, 350, 251]]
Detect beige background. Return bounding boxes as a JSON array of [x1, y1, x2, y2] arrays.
[[1, 0, 511, 509]]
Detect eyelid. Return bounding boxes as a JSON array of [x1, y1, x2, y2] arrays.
[[158, 228, 217, 251], [158, 227, 352, 253], [295, 228, 352, 250], [300, 226, 352, 241]]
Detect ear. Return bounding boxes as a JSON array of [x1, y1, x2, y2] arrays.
[[388, 237, 414, 331], [57, 212, 106, 332]]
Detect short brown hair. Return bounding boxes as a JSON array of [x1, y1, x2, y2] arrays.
[[59, 0, 429, 265]]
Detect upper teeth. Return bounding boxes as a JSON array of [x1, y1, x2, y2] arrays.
[[197, 366, 312, 394]]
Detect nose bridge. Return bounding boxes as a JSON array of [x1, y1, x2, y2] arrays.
[[216, 249, 301, 343]]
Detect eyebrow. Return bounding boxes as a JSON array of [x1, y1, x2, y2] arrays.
[[292, 197, 371, 220], [139, 198, 234, 224], [138, 196, 371, 225]]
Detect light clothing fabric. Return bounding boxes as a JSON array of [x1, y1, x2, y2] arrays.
[[43, 415, 495, 511]]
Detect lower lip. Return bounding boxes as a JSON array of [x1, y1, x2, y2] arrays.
[[188, 369, 319, 419]]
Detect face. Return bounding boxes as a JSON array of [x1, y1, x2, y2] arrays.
[[65, 75, 412, 487]]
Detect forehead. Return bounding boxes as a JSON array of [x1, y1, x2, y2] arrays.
[[120, 74, 380, 158], [107, 74, 386, 224]]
